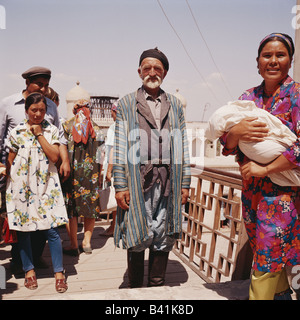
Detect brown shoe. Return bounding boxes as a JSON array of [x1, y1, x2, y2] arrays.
[[55, 277, 68, 293], [24, 275, 38, 290]]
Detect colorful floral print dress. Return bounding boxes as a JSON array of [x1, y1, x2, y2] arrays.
[[6, 120, 68, 231], [221, 76, 300, 272], [62, 118, 104, 219]]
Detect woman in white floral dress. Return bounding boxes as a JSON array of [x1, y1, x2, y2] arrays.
[[6, 93, 68, 293]]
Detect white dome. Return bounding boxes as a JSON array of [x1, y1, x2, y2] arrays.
[[66, 81, 90, 102], [66, 81, 90, 119], [174, 89, 187, 108]]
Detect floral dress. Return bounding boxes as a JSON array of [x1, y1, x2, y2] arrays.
[[221, 76, 300, 273], [62, 118, 104, 218], [6, 120, 68, 231]]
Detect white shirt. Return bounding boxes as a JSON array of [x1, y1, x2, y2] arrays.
[[143, 90, 162, 130]]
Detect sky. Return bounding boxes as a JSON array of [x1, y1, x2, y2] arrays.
[[0, 0, 298, 121]]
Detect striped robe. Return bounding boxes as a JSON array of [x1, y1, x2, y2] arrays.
[[113, 89, 191, 249]]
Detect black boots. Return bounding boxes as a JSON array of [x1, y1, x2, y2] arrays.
[[147, 250, 169, 287], [127, 250, 145, 288], [127, 249, 169, 288]]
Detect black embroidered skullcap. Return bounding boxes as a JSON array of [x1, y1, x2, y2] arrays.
[[22, 66, 51, 79], [139, 47, 169, 71]]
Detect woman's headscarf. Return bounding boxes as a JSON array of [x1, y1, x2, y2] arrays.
[[111, 101, 118, 112], [72, 99, 96, 144], [258, 33, 295, 59]]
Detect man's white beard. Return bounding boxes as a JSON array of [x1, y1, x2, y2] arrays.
[[143, 75, 162, 89]]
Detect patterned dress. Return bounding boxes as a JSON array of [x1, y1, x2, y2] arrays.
[[221, 76, 300, 272], [62, 118, 104, 219], [6, 119, 68, 231]]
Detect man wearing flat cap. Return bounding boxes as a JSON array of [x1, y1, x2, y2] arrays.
[[113, 48, 191, 288], [0, 66, 70, 273]]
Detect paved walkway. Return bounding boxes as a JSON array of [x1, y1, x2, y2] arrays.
[[0, 222, 251, 300]]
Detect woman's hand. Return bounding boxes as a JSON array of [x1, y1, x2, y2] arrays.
[[106, 170, 112, 182], [240, 161, 268, 180], [226, 118, 269, 149], [106, 163, 113, 182], [58, 145, 71, 182], [30, 126, 60, 163], [30, 124, 43, 136], [240, 155, 297, 180]]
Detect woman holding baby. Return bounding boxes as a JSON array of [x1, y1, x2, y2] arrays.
[[221, 33, 300, 299]]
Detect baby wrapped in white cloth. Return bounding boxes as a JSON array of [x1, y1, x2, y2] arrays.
[[205, 100, 300, 186]]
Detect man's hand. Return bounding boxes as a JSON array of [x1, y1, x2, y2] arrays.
[[115, 190, 130, 210], [181, 188, 189, 205]]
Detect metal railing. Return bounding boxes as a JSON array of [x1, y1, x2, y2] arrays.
[[90, 95, 118, 125], [173, 166, 253, 283]]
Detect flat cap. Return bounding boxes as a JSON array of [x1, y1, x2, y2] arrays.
[[22, 66, 51, 79], [139, 47, 169, 71]]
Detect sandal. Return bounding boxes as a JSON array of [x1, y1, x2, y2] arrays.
[[55, 277, 68, 293], [24, 275, 38, 290]]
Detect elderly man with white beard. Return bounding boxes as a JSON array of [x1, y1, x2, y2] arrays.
[[113, 48, 191, 288]]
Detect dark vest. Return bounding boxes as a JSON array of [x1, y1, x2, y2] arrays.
[[136, 88, 171, 196]]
